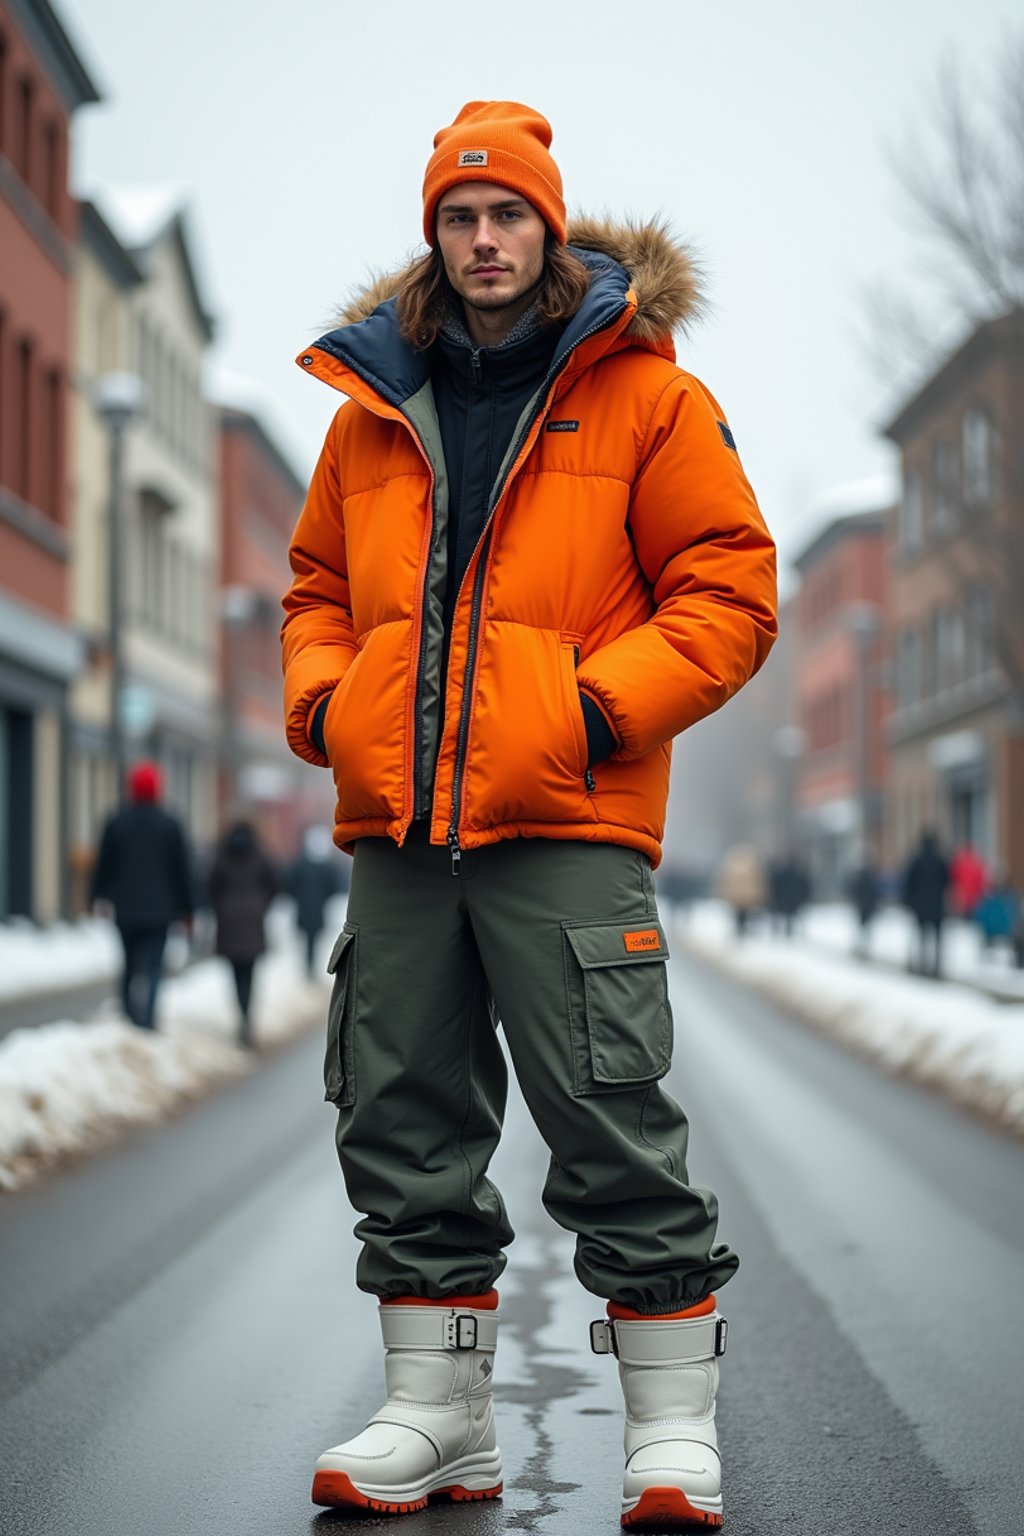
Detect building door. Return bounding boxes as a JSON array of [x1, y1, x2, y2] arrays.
[[0, 705, 33, 918]]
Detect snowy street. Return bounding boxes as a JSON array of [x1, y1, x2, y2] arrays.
[[1, 946, 1021, 1535]]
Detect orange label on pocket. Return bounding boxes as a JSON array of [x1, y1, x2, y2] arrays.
[[623, 929, 661, 954]]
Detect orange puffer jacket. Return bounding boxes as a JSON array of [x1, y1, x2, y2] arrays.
[[282, 218, 777, 867]]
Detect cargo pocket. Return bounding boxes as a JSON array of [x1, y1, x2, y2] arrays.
[[563, 919, 672, 1095], [323, 925, 357, 1107]]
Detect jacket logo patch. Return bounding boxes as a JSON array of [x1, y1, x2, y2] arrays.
[[623, 929, 661, 954], [546, 420, 579, 432], [458, 149, 488, 167], [717, 421, 737, 451]]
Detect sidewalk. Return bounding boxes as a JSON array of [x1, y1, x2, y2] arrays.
[[0, 902, 340, 1191], [675, 901, 1024, 1139]]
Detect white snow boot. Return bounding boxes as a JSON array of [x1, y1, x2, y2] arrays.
[[591, 1301, 728, 1529], [312, 1301, 502, 1514]]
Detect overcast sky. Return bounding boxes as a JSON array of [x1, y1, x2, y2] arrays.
[[61, 0, 1019, 574]]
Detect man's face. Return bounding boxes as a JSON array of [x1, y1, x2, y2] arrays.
[[435, 182, 546, 314]]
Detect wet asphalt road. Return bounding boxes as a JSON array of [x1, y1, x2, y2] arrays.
[[1, 944, 1022, 1535], [0, 979, 113, 1039]]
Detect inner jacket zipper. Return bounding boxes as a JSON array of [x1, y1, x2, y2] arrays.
[[310, 342, 440, 824], [446, 309, 626, 874]]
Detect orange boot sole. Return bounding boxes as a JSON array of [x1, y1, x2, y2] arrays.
[[311, 1468, 503, 1514], [621, 1485, 723, 1529]]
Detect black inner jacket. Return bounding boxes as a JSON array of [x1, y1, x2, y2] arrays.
[[432, 318, 561, 673]]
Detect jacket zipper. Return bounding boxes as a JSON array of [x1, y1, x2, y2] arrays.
[[311, 343, 440, 824], [573, 642, 597, 793], [445, 309, 624, 873]]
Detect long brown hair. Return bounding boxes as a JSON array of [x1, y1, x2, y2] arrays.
[[396, 236, 591, 350]]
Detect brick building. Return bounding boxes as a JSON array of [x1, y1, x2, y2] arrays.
[[67, 188, 220, 890], [792, 505, 890, 893], [882, 310, 1024, 882], [218, 404, 324, 862], [0, 0, 96, 918]]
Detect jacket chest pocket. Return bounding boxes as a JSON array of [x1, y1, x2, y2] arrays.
[[563, 919, 672, 1095], [324, 925, 358, 1107]]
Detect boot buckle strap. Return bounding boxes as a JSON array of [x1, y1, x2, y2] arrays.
[[589, 1319, 619, 1357], [446, 1313, 478, 1349], [590, 1315, 728, 1361]]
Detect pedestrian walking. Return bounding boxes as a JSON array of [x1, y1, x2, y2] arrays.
[[207, 821, 277, 1047], [901, 829, 950, 978], [282, 100, 777, 1529], [973, 866, 1023, 965], [950, 843, 987, 919], [847, 851, 883, 957], [716, 844, 768, 938], [767, 851, 810, 936], [288, 824, 343, 977], [90, 761, 193, 1030]]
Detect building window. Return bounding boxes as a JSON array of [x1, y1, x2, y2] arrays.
[[897, 628, 922, 709], [44, 118, 61, 221], [932, 437, 958, 532], [966, 584, 998, 679], [16, 73, 33, 186], [0, 34, 8, 159], [898, 469, 923, 552], [0, 308, 6, 487], [963, 407, 994, 509], [45, 366, 61, 519], [932, 607, 965, 696], [17, 336, 32, 503]]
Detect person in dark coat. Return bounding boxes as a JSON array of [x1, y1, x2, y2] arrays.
[[207, 821, 277, 1046], [768, 852, 811, 936], [901, 829, 950, 978], [90, 761, 193, 1030], [288, 824, 345, 976], [847, 853, 883, 958]]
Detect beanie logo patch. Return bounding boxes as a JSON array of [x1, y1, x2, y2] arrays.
[[458, 149, 489, 167]]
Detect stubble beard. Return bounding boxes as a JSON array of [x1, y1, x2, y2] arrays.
[[454, 262, 545, 316]]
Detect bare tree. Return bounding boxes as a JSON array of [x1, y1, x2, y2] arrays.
[[875, 30, 1024, 700], [867, 28, 1024, 391]]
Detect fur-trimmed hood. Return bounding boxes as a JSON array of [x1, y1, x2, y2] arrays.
[[337, 217, 705, 343]]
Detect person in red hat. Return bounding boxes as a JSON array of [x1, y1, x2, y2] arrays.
[[90, 761, 194, 1030], [284, 100, 777, 1528]]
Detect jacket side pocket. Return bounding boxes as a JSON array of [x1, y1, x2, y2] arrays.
[[563, 919, 672, 1095], [324, 925, 357, 1106]]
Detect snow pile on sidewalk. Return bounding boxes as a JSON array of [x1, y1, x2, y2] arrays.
[[677, 902, 1024, 1136], [0, 918, 120, 1002], [794, 901, 1024, 1001], [0, 925, 331, 1192]]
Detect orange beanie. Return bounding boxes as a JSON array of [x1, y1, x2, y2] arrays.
[[422, 100, 566, 247]]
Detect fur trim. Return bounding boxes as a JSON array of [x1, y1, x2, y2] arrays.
[[336, 216, 705, 339]]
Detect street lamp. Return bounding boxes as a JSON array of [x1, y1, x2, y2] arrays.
[[94, 372, 146, 805], [218, 583, 259, 811], [772, 724, 806, 854], [846, 601, 882, 855]]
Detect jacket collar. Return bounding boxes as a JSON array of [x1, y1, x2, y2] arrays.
[[299, 217, 701, 411]]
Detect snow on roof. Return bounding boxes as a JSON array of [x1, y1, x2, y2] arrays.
[[811, 472, 899, 520], [206, 363, 313, 485], [89, 182, 189, 251], [789, 471, 899, 572]]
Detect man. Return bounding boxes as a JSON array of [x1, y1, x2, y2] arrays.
[[282, 101, 777, 1529], [902, 828, 950, 978], [90, 761, 193, 1030]]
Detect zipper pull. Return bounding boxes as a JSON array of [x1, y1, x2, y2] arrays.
[[585, 768, 597, 794], [447, 826, 462, 876], [470, 350, 482, 385]]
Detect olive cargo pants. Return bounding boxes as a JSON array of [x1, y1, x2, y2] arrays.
[[323, 827, 738, 1313]]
